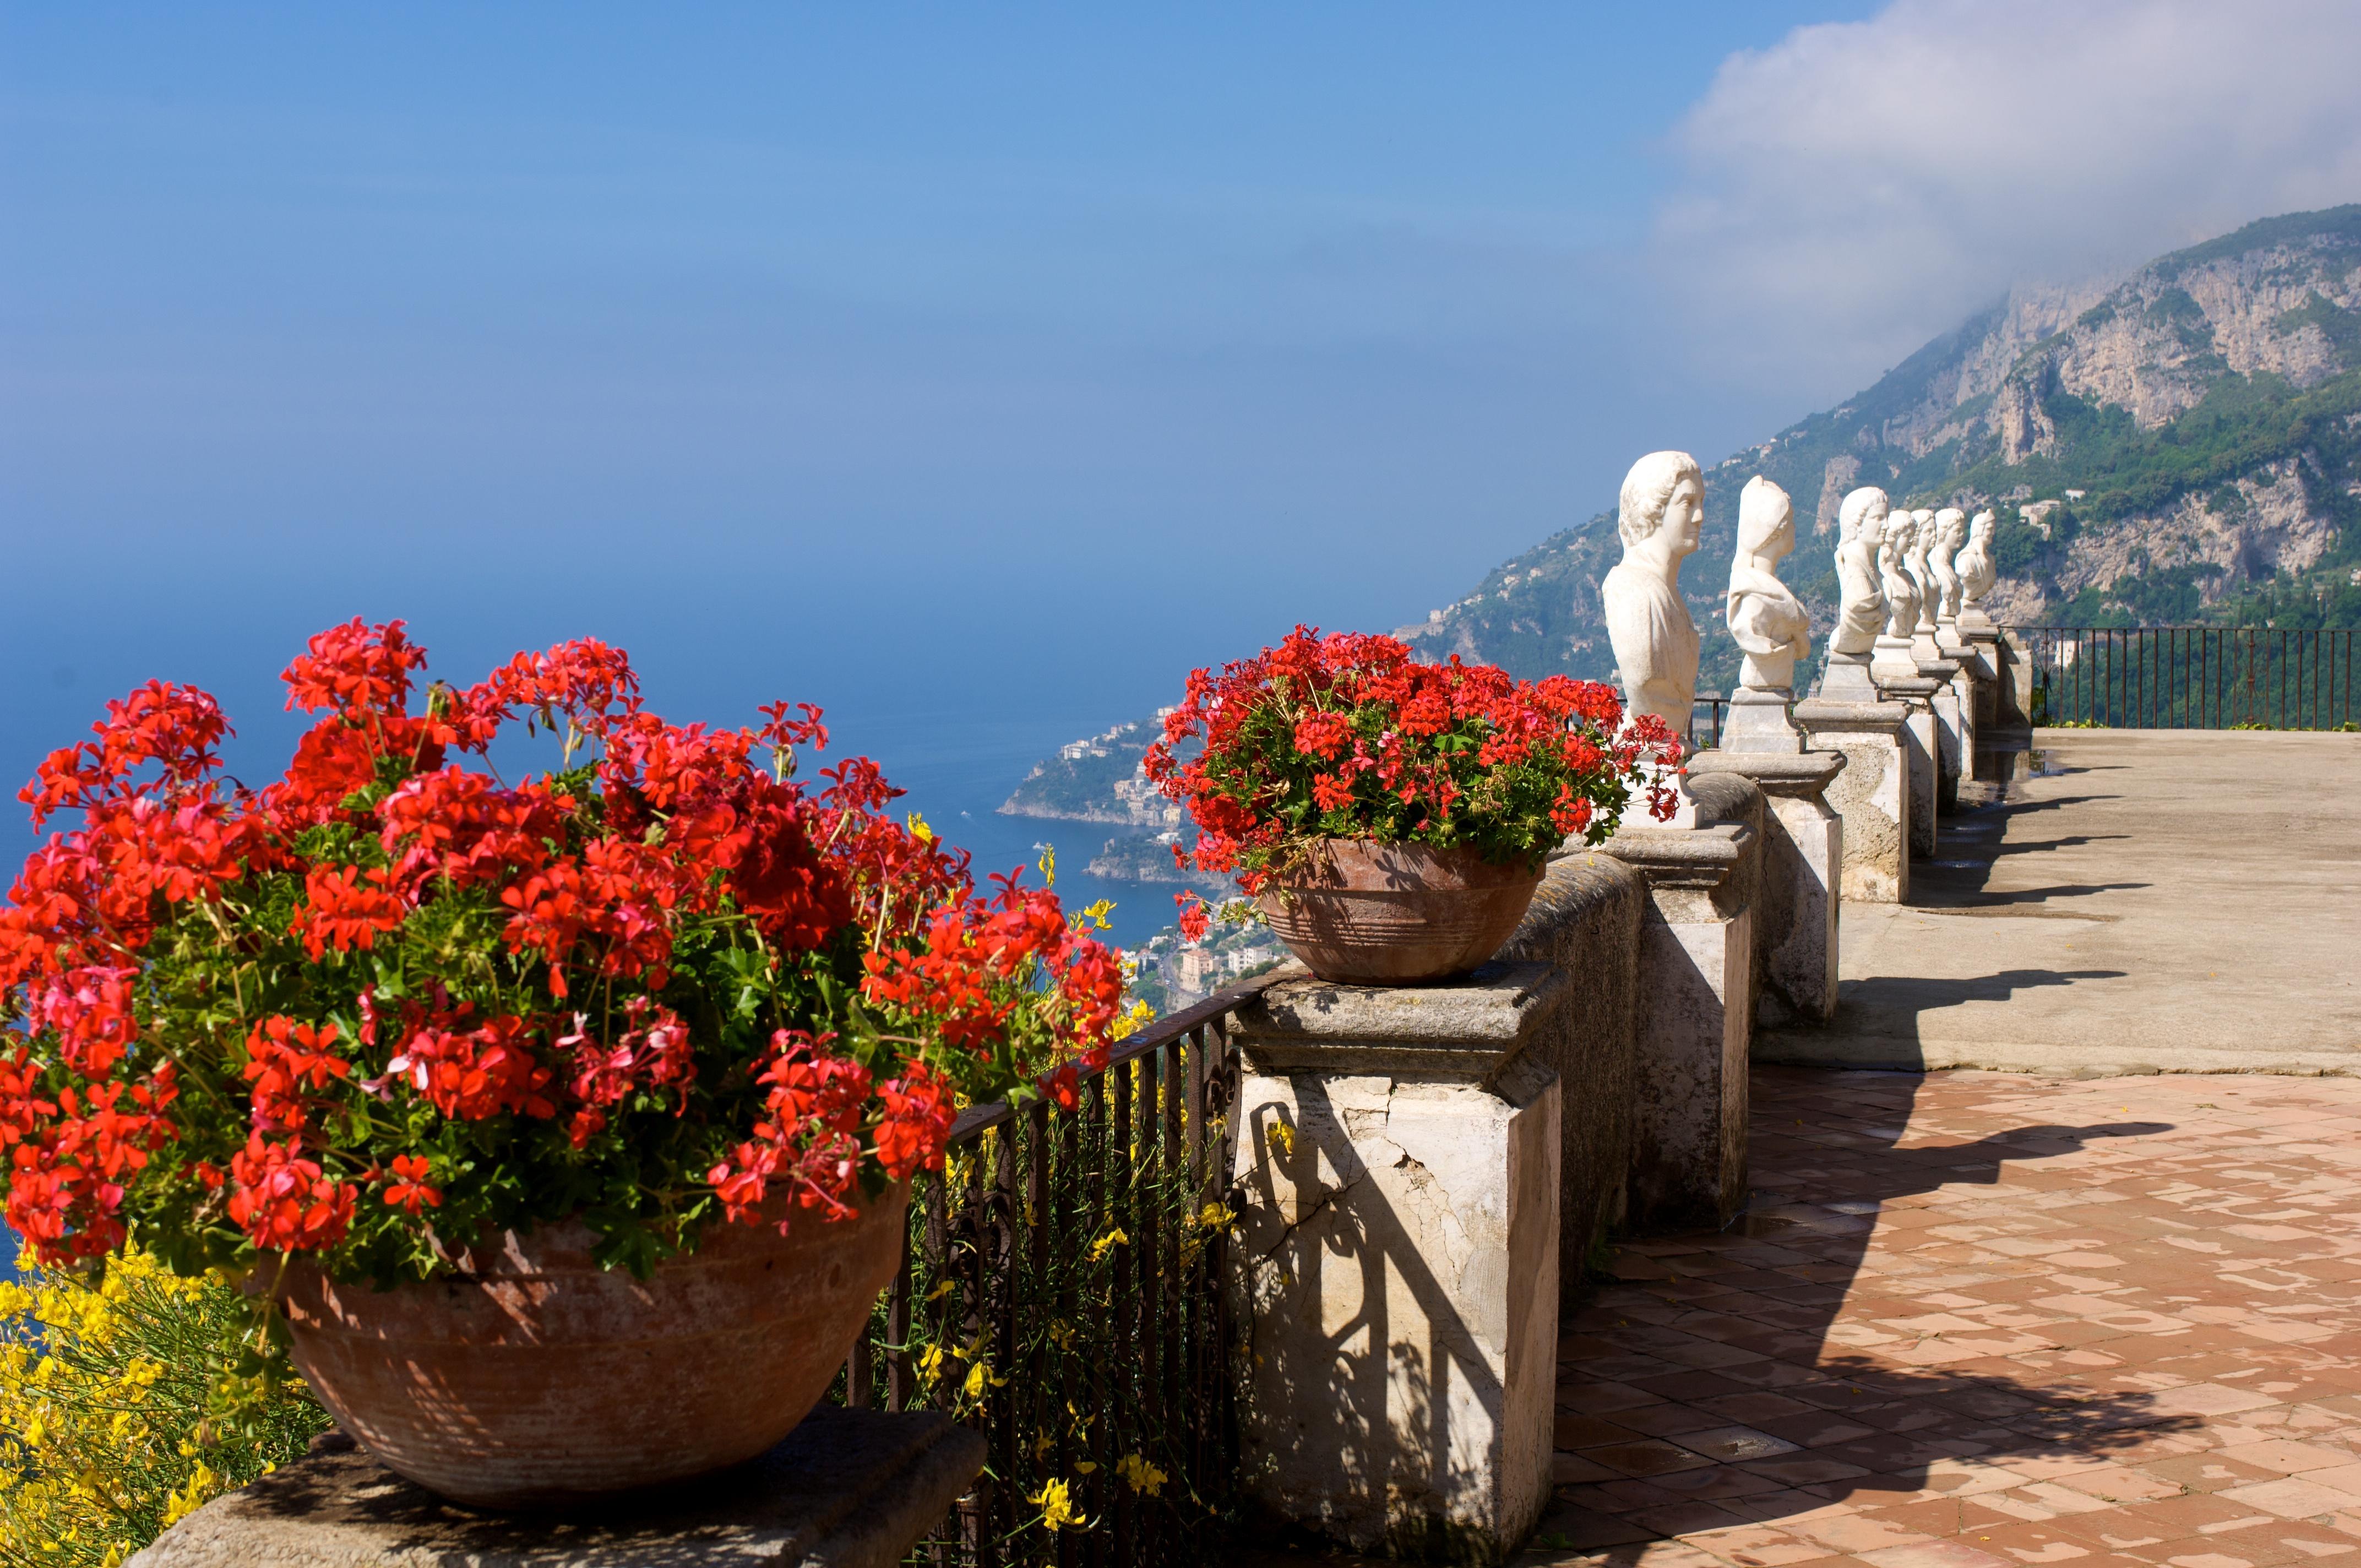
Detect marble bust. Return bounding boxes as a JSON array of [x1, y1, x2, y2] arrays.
[[1932, 508, 1968, 647], [1958, 511, 1997, 602], [1727, 476, 1810, 692], [1823, 486, 1889, 698], [1957, 510, 1999, 630], [1873, 505, 1925, 681], [1905, 509, 1945, 660], [1602, 450, 1704, 749], [1722, 476, 1812, 750]]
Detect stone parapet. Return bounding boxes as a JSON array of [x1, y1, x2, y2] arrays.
[[1685, 748, 1845, 1027], [1598, 771, 1760, 1232], [1793, 698, 1909, 903], [1876, 676, 1942, 857], [1226, 967, 1562, 1564], [1502, 852, 1645, 1294], [128, 1407, 986, 1568], [1917, 657, 1965, 815]]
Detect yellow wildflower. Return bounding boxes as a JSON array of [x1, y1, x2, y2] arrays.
[[907, 810, 936, 845], [1114, 1453, 1168, 1496], [960, 1359, 1008, 1401], [0, 1246, 327, 1564], [1030, 1477, 1082, 1531], [1087, 1228, 1128, 1264]]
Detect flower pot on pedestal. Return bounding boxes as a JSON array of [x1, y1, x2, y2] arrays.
[[279, 1185, 909, 1509], [1258, 839, 1543, 986]]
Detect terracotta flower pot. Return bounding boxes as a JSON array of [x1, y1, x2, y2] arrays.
[[276, 1182, 909, 1509], [1256, 839, 1544, 986]]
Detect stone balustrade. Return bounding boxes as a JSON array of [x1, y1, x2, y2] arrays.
[[1219, 770, 1786, 1563]]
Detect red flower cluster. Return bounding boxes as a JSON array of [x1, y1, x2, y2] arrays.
[[0, 620, 1122, 1282], [1146, 627, 1682, 897]]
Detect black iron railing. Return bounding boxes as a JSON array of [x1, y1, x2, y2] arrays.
[[2010, 626, 2360, 731], [834, 974, 1282, 1566], [1692, 690, 1726, 748]]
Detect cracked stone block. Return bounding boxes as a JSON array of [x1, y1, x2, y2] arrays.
[[1225, 991, 1562, 1565], [1796, 697, 1910, 905], [1601, 771, 1762, 1233], [1684, 750, 1846, 1027]]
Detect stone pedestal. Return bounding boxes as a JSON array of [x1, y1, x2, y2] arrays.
[[1795, 697, 1910, 903], [1962, 624, 2001, 731], [1818, 649, 1881, 704], [1995, 628, 2035, 736], [1503, 853, 1646, 1298], [1685, 749, 1845, 1027], [1225, 969, 1564, 1565], [1720, 685, 1799, 752], [1599, 772, 1760, 1231], [1918, 657, 1965, 816], [128, 1407, 987, 1568], [1878, 676, 1941, 858], [1870, 633, 1921, 687]]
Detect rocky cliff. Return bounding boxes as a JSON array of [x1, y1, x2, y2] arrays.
[[1401, 204, 2361, 692]]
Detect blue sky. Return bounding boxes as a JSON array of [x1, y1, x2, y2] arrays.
[[4, 1, 2358, 867]]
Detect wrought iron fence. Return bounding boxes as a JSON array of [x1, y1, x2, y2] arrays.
[[2010, 626, 2360, 731], [1693, 690, 1727, 748], [831, 975, 1281, 1566]]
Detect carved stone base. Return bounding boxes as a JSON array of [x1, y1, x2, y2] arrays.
[[1795, 698, 1910, 904], [1819, 650, 1880, 703], [1875, 676, 1943, 858], [1870, 635, 1921, 686], [1721, 686, 1804, 754], [1600, 773, 1761, 1231], [1918, 657, 1965, 816], [1685, 749, 1846, 1026], [1225, 971, 1562, 1564]]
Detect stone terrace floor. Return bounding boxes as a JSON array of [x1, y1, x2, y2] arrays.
[[1521, 1065, 2361, 1568]]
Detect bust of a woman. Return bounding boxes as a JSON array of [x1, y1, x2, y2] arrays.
[[1601, 450, 1704, 748], [1879, 514, 1923, 644], [1831, 487, 1889, 657], [1932, 508, 1968, 626], [1726, 476, 1811, 694]]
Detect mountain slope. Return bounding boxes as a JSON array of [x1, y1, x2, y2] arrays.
[[1400, 203, 2361, 692]]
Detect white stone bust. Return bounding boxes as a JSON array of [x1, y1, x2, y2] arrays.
[[1831, 487, 1889, 657], [1932, 508, 1968, 622], [1958, 511, 1998, 605], [1905, 509, 1941, 635], [1602, 450, 1704, 748], [1879, 512, 1923, 644], [1726, 476, 1810, 694]]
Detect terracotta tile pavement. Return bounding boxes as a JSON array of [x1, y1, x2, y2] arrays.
[[1523, 1066, 2361, 1568]]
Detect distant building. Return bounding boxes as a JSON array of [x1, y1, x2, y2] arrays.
[[1176, 948, 1219, 992]]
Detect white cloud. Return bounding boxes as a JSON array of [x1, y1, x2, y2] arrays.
[[1657, 0, 2361, 401]]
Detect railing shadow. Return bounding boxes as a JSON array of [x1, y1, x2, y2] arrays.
[[1537, 1070, 2193, 1559], [1230, 1070, 1529, 1562]]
